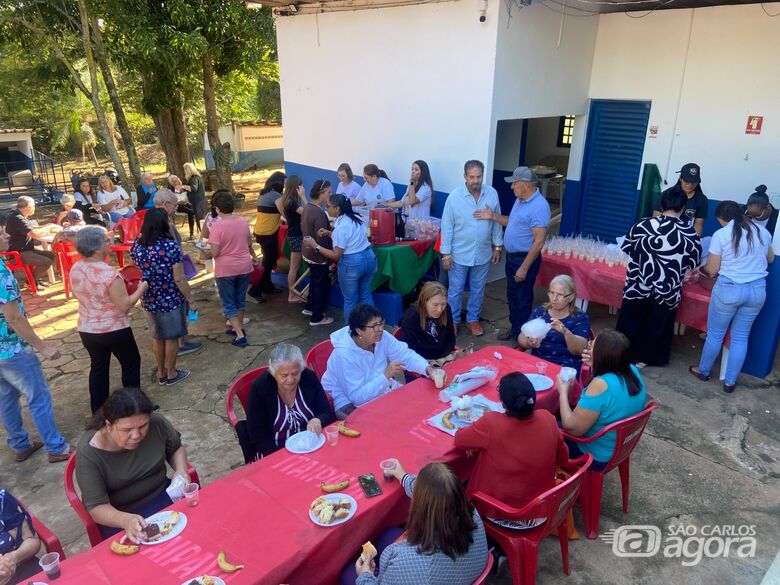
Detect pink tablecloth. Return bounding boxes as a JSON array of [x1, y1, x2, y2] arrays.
[[536, 252, 712, 332], [41, 347, 578, 585]]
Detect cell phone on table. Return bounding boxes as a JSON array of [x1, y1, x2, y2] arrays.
[[358, 473, 383, 498]]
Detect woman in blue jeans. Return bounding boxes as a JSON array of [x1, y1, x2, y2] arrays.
[[689, 201, 774, 393], [303, 194, 377, 324]]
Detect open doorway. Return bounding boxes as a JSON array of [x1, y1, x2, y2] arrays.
[[492, 116, 574, 225]]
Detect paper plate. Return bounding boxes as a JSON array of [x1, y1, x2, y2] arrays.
[[285, 430, 326, 454], [140, 510, 187, 545], [309, 493, 358, 527], [525, 373, 554, 391], [180, 578, 225, 585]]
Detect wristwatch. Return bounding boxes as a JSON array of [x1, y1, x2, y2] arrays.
[[315, 245, 321, 253]]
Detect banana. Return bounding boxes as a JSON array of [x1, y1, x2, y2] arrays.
[[321, 479, 350, 493], [110, 539, 140, 555], [442, 411, 456, 430], [217, 550, 245, 573], [338, 422, 361, 437]]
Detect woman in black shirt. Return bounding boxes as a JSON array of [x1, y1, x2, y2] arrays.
[[281, 176, 306, 304], [398, 282, 457, 363]]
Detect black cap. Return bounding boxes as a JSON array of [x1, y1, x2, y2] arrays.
[[677, 163, 701, 183]]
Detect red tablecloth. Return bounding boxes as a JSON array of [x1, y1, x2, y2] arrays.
[[43, 347, 579, 585], [536, 252, 712, 332], [390, 238, 435, 258]]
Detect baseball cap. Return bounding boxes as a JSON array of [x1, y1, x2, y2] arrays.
[[504, 166, 538, 184], [677, 163, 701, 183]]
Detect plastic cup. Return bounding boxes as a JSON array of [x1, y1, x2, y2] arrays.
[[39, 552, 61, 579], [380, 458, 397, 480], [183, 482, 200, 507], [559, 366, 577, 383], [431, 368, 446, 389], [325, 427, 339, 446], [536, 362, 548, 375]]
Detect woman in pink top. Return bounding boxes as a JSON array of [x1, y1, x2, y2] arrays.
[[70, 226, 148, 413], [207, 191, 259, 347]]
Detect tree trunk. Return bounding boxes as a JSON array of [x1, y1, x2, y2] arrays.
[[154, 108, 190, 178], [75, 0, 130, 191], [91, 17, 141, 185], [202, 53, 232, 191]]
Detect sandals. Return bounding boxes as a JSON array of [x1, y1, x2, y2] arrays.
[[688, 365, 710, 382]]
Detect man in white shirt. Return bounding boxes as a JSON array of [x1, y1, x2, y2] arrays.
[[439, 160, 503, 336]]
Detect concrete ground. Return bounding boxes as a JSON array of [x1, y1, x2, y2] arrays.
[[3, 243, 779, 584]]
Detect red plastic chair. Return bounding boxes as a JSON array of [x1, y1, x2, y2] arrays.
[[472, 552, 494, 585], [305, 339, 334, 381], [52, 241, 84, 300], [562, 401, 657, 539], [17, 499, 66, 559], [64, 450, 201, 547], [225, 366, 269, 427], [0, 251, 38, 294], [471, 454, 592, 585], [109, 209, 146, 268]]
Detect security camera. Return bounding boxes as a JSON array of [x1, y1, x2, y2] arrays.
[[479, 0, 487, 22]]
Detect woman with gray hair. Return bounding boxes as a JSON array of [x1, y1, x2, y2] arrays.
[[136, 171, 159, 209], [516, 273, 590, 374], [239, 343, 336, 461], [167, 173, 199, 239], [69, 226, 148, 413]]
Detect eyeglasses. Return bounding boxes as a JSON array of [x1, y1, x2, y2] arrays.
[[362, 320, 385, 332], [547, 290, 572, 300]]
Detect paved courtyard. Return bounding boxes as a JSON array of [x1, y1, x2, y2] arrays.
[[2, 222, 779, 584]]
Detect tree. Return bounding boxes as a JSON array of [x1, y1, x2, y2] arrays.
[[0, 0, 139, 187]]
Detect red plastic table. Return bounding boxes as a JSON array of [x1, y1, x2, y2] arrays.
[[536, 252, 712, 332], [39, 347, 579, 585]]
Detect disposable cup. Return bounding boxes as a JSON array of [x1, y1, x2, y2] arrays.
[[39, 552, 61, 579], [183, 482, 200, 507], [380, 458, 397, 480], [325, 427, 339, 446], [431, 368, 446, 389], [559, 366, 577, 382], [535, 362, 548, 375]]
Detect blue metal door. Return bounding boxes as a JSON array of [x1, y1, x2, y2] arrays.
[[577, 100, 650, 241]]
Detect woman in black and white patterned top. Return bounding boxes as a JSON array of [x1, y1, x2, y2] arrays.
[[616, 189, 701, 367]]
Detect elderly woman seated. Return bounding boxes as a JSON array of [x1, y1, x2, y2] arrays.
[[0, 488, 42, 584], [241, 343, 336, 461], [75, 388, 193, 543], [322, 304, 436, 419], [517, 274, 590, 374], [54, 193, 76, 225]]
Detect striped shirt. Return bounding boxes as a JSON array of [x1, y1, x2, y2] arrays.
[[272, 390, 315, 446]]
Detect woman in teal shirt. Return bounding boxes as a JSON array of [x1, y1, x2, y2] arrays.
[[557, 328, 646, 470]]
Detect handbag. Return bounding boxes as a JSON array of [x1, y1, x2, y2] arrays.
[[182, 254, 198, 280], [0, 489, 33, 555]]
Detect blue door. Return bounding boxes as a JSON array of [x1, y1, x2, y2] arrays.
[[576, 100, 650, 241]]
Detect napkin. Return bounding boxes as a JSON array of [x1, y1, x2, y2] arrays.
[[439, 366, 498, 402]]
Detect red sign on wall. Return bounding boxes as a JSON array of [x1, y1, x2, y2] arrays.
[[746, 115, 763, 135]]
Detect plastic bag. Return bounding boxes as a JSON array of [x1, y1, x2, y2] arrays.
[[520, 318, 551, 340], [439, 365, 498, 402]]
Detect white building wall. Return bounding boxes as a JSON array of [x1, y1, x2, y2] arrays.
[[570, 4, 780, 205], [275, 0, 502, 194]]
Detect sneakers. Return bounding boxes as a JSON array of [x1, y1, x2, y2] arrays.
[[166, 370, 191, 386], [231, 336, 248, 347], [496, 328, 514, 341], [301, 309, 313, 316], [158, 375, 168, 385], [467, 321, 484, 336], [310, 316, 334, 326], [48, 445, 71, 463], [15, 441, 43, 462], [225, 328, 238, 336], [248, 292, 266, 304], [178, 341, 202, 357]]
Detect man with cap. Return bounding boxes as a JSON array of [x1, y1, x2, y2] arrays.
[[474, 166, 550, 341], [439, 160, 503, 337], [653, 163, 708, 236]]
